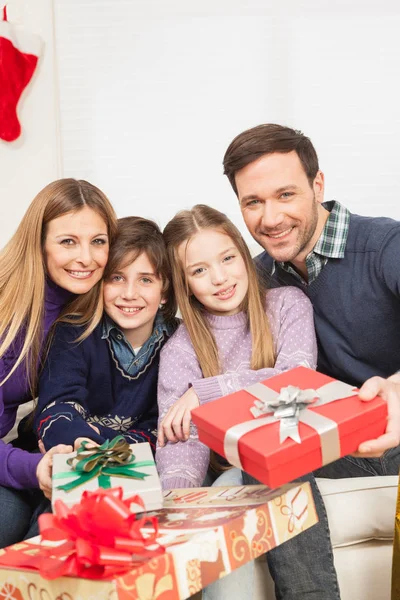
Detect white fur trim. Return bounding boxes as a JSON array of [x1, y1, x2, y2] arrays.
[[0, 20, 42, 57]]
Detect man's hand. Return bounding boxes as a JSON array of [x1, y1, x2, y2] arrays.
[[355, 374, 400, 457], [158, 387, 200, 447], [36, 444, 73, 500]]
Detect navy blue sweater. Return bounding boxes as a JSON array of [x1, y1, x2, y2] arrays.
[[35, 320, 171, 452], [257, 212, 400, 387]]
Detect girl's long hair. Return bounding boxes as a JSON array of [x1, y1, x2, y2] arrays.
[[0, 178, 117, 396], [163, 204, 275, 378]]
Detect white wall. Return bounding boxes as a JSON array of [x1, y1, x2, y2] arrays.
[[0, 0, 60, 247], [2, 0, 400, 248], [52, 0, 400, 247]]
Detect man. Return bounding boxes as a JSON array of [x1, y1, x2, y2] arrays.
[[222, 124, 400, 599]]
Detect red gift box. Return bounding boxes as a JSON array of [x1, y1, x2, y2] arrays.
[[191, 367, 388, 488]]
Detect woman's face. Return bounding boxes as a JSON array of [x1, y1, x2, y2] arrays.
[[44, 206, 109, 294]]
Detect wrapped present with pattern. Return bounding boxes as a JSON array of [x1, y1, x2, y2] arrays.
[[191, 366, 388, 488], [0, 481, 317, 600], [52, 436, 163, 513]]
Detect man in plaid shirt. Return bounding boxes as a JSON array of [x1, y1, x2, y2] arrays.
[[219, 123, 400, 600]]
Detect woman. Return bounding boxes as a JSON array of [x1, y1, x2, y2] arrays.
[[0, 178, 117, 547]]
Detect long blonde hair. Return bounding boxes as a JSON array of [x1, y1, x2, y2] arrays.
[[163, 204, 275, 378], [0, 178, 117, 396]]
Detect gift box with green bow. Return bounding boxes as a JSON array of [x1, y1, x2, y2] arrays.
[[52, 437, 163, 513]]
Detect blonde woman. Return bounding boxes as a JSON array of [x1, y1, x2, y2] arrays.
[[0, 178, 117, 547]]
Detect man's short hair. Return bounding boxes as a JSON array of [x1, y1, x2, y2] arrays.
[[223, 124, 320, 195]]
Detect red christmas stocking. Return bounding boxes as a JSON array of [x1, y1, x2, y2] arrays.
[[0, 6, 42, 142]]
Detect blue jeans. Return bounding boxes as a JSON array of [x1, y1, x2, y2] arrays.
[[243, 445, 400, 600], [0, 485, 51, 549]]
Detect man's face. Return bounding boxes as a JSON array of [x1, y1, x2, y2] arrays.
[[236, 151, 325, 265]]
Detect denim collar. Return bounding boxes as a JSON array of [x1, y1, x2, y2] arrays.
[[101, 311, 174, 378], [101, 311, 171, 343]]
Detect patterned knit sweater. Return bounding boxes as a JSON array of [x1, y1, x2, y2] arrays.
[[156, 287, 317, 489]]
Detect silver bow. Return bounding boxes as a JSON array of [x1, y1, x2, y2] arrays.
[[250, 385, 320, 443]]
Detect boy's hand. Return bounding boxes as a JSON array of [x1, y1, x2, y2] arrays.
[[36, 444, 73, 499], [158, 388, 200, 447], [73, 424, 101, 451], [74, 437, 100, 451]]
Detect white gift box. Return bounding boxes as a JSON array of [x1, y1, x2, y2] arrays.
[[52, 441, 163, 513]]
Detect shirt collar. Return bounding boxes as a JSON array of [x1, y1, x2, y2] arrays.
[[101, 311, 172, 341], [312, 200, 350, 259], [271, 200, 350, 274]]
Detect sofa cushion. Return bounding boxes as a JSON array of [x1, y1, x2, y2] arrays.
[[316, 476, 398, 547]]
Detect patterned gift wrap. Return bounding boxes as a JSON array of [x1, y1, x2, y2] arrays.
[[0, 481, 317, 599]]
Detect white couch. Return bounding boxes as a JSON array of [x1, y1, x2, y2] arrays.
[[253, 476, 398, 600]]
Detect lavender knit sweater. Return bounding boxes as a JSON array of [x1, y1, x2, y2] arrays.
[[156, 287, 317, 490]]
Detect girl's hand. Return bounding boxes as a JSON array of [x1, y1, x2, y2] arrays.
[[158, 387, 200, 447], [36, 444, 73, 499]]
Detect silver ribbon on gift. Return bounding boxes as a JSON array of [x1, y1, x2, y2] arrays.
[[224, 380, 358, 470]]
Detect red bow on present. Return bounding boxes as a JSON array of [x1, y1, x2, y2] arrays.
[[0, 488, 164, 580]]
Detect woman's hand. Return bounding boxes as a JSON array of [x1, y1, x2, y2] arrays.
[[36, 444, 73, 499], [158, 387, 200, 447]]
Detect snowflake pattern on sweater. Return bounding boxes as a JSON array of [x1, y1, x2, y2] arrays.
[[156, 286, 317, 490]]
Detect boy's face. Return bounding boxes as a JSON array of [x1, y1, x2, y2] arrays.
[[103, 252, 165, 348]]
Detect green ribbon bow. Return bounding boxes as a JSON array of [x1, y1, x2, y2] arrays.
[[53, 436, 155, 492]]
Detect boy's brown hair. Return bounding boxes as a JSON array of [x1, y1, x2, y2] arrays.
[[223, 124, 320, 195], [104, 216, 177, 323]]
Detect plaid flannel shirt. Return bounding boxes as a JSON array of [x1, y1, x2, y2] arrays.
[[275, 200, 350, 285]]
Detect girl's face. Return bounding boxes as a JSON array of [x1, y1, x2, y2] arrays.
[[103, 252, 165, 348], [44, 206, 109, 294], [178, 228, 249, 317]]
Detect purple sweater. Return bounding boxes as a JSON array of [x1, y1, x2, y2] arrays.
[[0, 280, 72, 489], [156, 287, 317, 490]]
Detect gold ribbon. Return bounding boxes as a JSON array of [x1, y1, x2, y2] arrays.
[[224, 379, 357, 470]]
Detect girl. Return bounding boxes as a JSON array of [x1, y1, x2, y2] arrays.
[[35, 217, 177, 454], [0, 178, 117, 547], [156, 204, 317, 490]]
